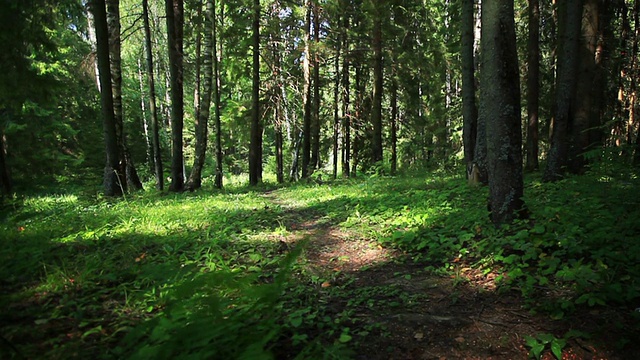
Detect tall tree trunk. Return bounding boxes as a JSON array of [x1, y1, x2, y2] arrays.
[[526, 0, 540, 171], [371, 1, 384, 165], [93, 0, 123, 196], [462, 0, 478, 178], [544, 0, 583, 181], [187, 0, 214, 190], [311, 2, 321, 170], [569, 0, 599, 174], [333, 14, 341, 179], [107, 0, 142, 191], [302, 0, 312, 179], [390, 69, 398, 176], [213, 0, 223, 188], [142, 0, 164, 190], [481, 0, 526, 225], [249, 0, 262, 185], [0, 126, 11, 198], [341, 10, 351, 178], [166, 0, 185, 192], [137, 58, 153, 172]]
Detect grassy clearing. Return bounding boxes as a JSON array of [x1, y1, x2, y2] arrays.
[[1, 168, 640, 359]]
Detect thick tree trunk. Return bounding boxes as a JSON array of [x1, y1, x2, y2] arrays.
[[187, 0, 214, 190], [481, 0, 526, 225], [544, 0, 583, 181], [526, 0, 540, 171], [462, 0, 478, 178], [249, 0, 262, 185], [371, 2, 384, 165], [166, 0, 185, 192], [93, 0, 123, 196], [302, 1, 312, 179], [142, 0, 164, 190], [569, 0, 599, 174]]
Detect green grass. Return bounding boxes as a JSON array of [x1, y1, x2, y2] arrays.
[[1, 167, 640, 358]]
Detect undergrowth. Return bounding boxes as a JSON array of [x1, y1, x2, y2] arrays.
[[1, 167, 639, 358]]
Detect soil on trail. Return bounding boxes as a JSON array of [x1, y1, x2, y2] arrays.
[[262, 190, 637, 360]]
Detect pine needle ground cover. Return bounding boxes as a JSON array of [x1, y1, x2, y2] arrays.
[[1, 170, 639, 359]]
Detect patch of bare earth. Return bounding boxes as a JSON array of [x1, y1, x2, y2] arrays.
[[262, 190, 638, 360]]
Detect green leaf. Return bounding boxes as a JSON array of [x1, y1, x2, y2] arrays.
[[537, 333, 555, 344], [338, 333, 352, 343], [550, 338, 566, 359], [530, 343, 545, 359]]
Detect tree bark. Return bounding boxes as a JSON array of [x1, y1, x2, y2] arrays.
[[302, 0, 312, 179], [166, 0, 185, 192], [187, 0, 214, 190], [249, 0, 262, 185], [142, 0, 164, 190], [544, 0, 583, 181], [213, 0, 223, 188], [0, 126, 11, 198], [525, 0, 540, 171], [390, 70, 398, 176], [93, 0, 123, 196], [462, 0, 478, 178], [481, 0, 526, 225], [371, 1, 384, 165], [341, 9, 351, 178], [333, 13, 341, 179], [311, 2, 321, 170]]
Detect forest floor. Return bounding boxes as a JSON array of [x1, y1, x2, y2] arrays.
[[261, 188, 635, 360], [2, 171, 640, 359]]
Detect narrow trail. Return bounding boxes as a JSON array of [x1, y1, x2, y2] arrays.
[[260, 189, 621, 360]]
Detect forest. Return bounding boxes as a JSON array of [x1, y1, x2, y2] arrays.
[[1, 0, 640, 358]]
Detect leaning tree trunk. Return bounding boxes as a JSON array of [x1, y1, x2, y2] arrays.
[[93, 0, 123, 196], [166, 0, 185, 192], [249, 0, 262, 185], [461, 0, 478, 178], [187, 0, 214, 190], [544, 0, 583, 181], [481, 0, 526, 225], [142, 0, 164, 190]]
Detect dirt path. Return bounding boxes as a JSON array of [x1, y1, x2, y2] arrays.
[[262, 189, 628, 360]]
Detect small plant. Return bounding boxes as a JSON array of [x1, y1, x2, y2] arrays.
[[523, 333, 566, 360]]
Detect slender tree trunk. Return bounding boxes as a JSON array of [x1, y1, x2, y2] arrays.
[[137, 58, 153, 172], [526, 0, 540, 171], [0, 126, 11, 198], [544, 0, 583, 181], [249, 0, 262, 185], [462, 0, 478, 178], [302, 1, 312, 179], [390, 70, 398, 176], [341, 11, 351, 178], [142, 0, 164, 190], [371, 1, 383, 165], [187, 0, 214, 190], [481, 0, 526, 225], [213, 0, 223, 188], [311, 2, 321, 170], [333, 15, 341, 179], [166, 0, 185, 192], [93, 0, 123, 196]]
